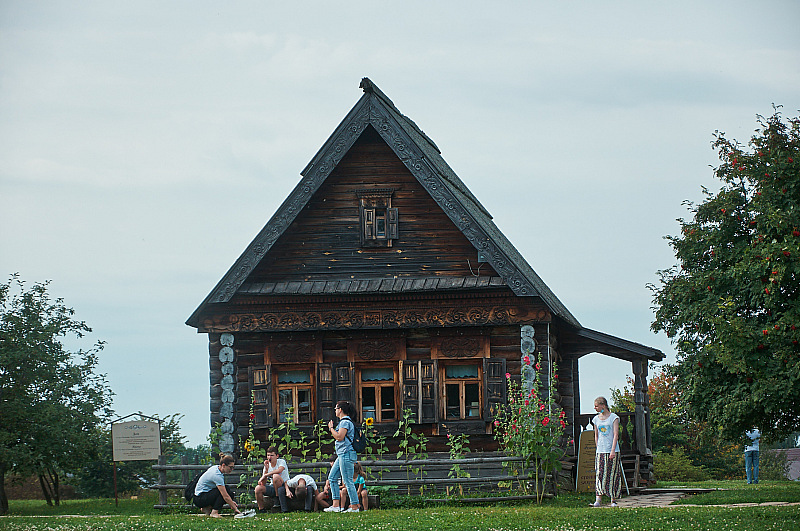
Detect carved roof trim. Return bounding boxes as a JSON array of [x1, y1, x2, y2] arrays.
[[187, 78, 580, 328]]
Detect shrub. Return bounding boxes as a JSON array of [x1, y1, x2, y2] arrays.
[[760, 450, 791, 481], [654, 448, 710, 482]]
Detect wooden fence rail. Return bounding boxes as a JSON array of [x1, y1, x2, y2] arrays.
[[150, 453, 554, 509]]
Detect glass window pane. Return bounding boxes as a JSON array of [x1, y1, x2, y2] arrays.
[[277, 370, 311, 384], [446, 383, 460, 419], [278, 389, 293, 422], [380, 386, 395, 420], [376, 213, 386, 237], [445, 365, 479, 379], [465, 383, 480, 417], [362, 367, 394, 381], [297, 389, 313, 423], [362, 387, 376, 421]]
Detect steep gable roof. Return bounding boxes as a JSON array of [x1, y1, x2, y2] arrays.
[[187, 78, 580, 328]]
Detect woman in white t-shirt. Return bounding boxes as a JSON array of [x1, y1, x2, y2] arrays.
[[591, 396, 622, 507], [193, 453, 242, 517]]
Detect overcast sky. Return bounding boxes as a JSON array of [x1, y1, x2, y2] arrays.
[[2, 1, 798, 448]]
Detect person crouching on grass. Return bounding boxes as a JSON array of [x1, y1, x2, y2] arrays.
[[255, 446, 290, 513], [193, 453, 242, 518], [591, 396, 622, 507]]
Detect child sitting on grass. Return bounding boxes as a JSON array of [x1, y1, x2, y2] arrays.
[[340, 462, 369, 511]]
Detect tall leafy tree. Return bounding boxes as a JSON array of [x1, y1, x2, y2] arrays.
[[0, 274, 112, 513], [612, 365, 741, 479], [650, 109, 800, 443]]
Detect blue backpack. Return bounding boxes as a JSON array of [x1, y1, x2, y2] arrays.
[[347, 421, 367, 453]]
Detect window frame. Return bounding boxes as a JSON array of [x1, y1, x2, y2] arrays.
[[358, 365, 398, 424], [274, 366, 315, 425], [442, 363, 483, 421], [357, 189, 398, 247]]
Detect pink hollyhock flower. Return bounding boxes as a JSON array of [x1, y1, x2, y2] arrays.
[[523, 355, 530, 365], [524, 400, 529, 406], [560, 419, 566, 428], [539, 403, 546, 411], [541, 417, 550, 427], [494, 420, 500, 427], [505, 372, 511, 379]]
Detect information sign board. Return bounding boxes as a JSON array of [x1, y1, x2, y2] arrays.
[[111, 419, 161, 461]]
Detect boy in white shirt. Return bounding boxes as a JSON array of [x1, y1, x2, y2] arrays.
[[286, 473, 318, 512], [255, 447, 290, 513]]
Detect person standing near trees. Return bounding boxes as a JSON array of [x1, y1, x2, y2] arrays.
[[323, 400, 361, 513], [193, 453, 242, 518], [745, 429, 761, 484], [591, 396, 622, 507]]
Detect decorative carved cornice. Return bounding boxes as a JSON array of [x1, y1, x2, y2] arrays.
[[356, 340, 397, 361], [273, 342, 315, 363], [201, 306, 550, 333], [440, 337, 482, 358]]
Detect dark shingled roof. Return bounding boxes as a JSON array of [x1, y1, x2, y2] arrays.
[[188, 78, 582, 328]]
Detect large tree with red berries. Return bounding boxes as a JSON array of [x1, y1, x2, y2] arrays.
[[650, 109, 800, 443]]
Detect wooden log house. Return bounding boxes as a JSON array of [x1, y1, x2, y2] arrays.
[[186, 78, 664, 482]]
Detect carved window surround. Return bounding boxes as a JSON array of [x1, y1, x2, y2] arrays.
[[356, 188, 397, 247]]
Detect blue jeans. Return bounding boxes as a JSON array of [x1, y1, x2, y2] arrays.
[[745, 450, 759, 483], [329, 450, 358, 506]]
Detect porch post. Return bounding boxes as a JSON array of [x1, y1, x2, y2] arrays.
[[631, 358, 649, 456]]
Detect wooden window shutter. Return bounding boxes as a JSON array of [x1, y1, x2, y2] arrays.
[[319, 362, 354, 421], [364, 208, 375, 240], [483, 358, 507, 421], [419, 359, 438, 423], [401, 360, 419, 420], [317, 363, 334, 422], [334, 362, 354, 404], [249, 365, 273, 427], [387, 208, 398, 239], [401, 360, 438, 423]]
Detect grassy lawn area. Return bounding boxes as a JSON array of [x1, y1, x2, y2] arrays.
[[1, 482, 798, 530]]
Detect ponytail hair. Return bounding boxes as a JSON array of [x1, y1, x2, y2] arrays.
[[336, 400, 359, 423], [219, 453, 235, 466]]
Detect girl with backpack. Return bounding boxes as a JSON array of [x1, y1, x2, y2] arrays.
[[323, 400, 361, 513]]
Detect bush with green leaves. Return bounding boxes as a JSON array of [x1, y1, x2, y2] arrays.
[[653, 448, 710, 482]]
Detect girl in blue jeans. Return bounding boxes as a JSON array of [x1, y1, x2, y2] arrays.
[[323, 400, 361, 513]]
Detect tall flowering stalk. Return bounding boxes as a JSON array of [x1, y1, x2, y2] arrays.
[[237, 393, 266, 507], [493, 352, 565, 503]]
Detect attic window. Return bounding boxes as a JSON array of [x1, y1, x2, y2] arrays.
[[357, 189, 398, 247]]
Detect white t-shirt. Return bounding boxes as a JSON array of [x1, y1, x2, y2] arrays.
[[195, 465, 225, 496], [745, 429, 761, 452], [262, 458, 290, 485], [592, 412, 621, 453], [286, 473, 318, 491]]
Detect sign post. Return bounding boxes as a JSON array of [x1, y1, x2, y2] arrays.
[[109, 414, 162, 506], [575, 429, 596, 493]]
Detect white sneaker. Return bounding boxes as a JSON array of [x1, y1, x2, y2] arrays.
[[344, 507, 360, 513], [323, 506, 342, 512]]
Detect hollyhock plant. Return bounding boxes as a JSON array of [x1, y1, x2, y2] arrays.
[[492, 351, 564, 503]]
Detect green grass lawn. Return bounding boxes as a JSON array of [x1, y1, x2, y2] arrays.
[[1, 482, 798, 530]]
